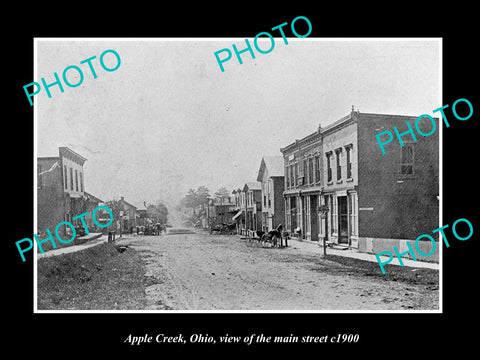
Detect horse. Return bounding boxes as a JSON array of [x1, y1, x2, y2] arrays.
[[261, 224, 283, 248]]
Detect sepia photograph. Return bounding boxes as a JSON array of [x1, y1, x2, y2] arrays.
[[33, 38, 441, 312]]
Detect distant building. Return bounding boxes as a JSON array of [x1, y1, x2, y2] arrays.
[[119, 196, 137, 232], [280, 108, 439, 260], [256, 156, 285, 232], [83, 191, 105, 233], [135, 203, 148, 227], [232, 189, 245, 234], [243, 182, 262, 236]]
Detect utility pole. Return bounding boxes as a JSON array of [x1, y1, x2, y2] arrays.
[[207, 198, 210, 228], [319, 205, 329, 256]]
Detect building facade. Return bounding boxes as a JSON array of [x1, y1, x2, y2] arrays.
[[119, 196, 137, 232], [282, 126, 323, 241], [280, 109, 439, 260], [211, 197, 237, 226], [37, 147, 90, 243], [83, 192, 105, 234], [232, 189, 245, 234], [243, 182, 262, 236], [135, 203, 149, 227], [256, 156, 285, 232]]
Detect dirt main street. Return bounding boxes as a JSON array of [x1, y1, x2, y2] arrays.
[[125, 230, 439, 311]]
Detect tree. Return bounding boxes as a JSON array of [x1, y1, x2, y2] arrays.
[[215, 187, 230, 205], [196, 185, 210, 207], [156, 203, 169, 224], [105, 199, 123, 229], [183, 188, 198, 208], [146, 201, 169, 224]]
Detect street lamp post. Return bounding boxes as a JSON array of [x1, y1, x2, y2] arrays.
[[119, 210, 124, 238]]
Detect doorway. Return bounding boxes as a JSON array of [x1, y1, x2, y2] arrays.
[[337, 196, 349, 244], [290, 197, 297, 231]]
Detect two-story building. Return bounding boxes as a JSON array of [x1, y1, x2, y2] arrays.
[[83, 192, 105, 233], [211, 196, 237, 226], [135, 203, 149, 227], [119, 196, 137, 233], [281, 108, 439, 260], [232, 188, 245, 234], [256, 156, 285, 232], [37, 147, 104, 247], [243, 182, 262, 236], [281, 126, 323, 241]]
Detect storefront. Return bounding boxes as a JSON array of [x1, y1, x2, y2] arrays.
[[319, 189, 358, 248]]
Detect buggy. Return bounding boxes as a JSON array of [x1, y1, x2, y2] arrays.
[[210, 223, 236, 235]]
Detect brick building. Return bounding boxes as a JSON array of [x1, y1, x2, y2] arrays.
[[37, 147, 104, 244], [256, 156, 285, 232], [280, 108, 439, 260], [282, 125, 323, 241]]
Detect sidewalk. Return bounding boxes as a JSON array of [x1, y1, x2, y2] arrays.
[[37, 234, 109, 259], [36, 233, 142, 259], [286, 237, 439, 270]]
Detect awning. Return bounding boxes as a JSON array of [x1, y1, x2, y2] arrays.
[[232, 210, 244, 221]]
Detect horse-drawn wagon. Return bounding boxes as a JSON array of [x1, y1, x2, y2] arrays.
[[210, 223, 236, 235]]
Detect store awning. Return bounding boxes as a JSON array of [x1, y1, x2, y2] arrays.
[[232, 210, 244, 221]]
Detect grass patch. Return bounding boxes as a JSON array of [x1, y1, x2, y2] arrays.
[[37, 243, 147, 310], [320, 254, 439, 286]]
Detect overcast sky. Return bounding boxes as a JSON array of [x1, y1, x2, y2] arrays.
[[36, 38, 440, 208]]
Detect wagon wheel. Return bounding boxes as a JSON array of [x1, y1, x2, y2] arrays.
[[272, 235, 279, 248]]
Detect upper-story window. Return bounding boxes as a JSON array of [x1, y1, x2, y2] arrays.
[[401, 143, 414, 175], [298, 159, 308, 185], [302, 159, 307, 185], [315, 154, 321, 184], [69, 167, 74, 190], [287, 164, 293, 189], [80, 171, 84, 192], [345, 144, 353, 179], [267, 180, 272, 207], [293, 163, 298, 187], [75, 170, 79, 191], [335, 148, 342, 181], [326, 152, 333, 183], [308, 157, 314, 184], [64, 165, 68, 189]]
